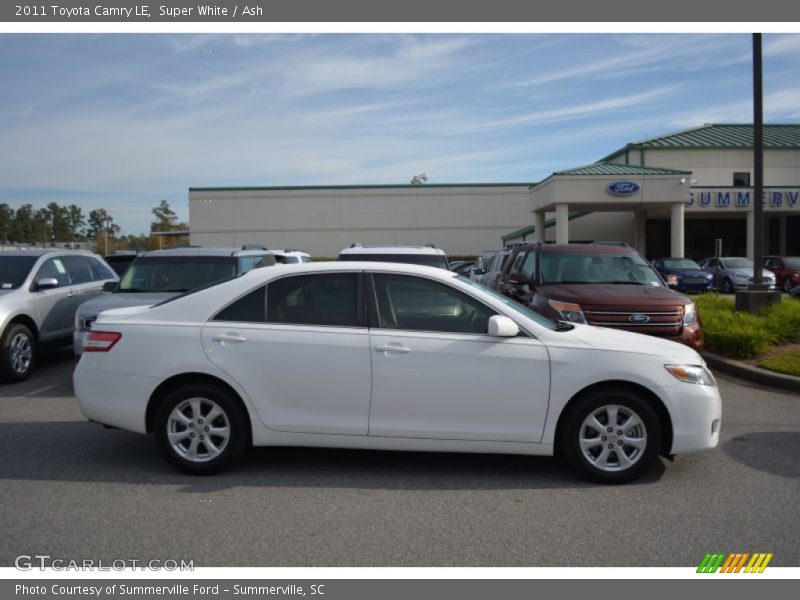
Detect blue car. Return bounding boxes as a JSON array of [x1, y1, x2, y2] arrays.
[[652, 257, 714, 293]]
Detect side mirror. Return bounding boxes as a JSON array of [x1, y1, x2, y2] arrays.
[[35, 277, 59, 290], [488, 315, 519, 337], [665, 274, 679, 289], [102, 281, 117, 292]]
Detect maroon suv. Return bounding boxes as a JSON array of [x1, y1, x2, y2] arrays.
[[496, 242, 704, 350]]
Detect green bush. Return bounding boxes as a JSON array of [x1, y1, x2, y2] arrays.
[[694, 293, 800, 359], [760, 349, 800, 377]]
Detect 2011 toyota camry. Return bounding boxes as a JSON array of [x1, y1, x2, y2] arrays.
[[74, 262, 721, 483]]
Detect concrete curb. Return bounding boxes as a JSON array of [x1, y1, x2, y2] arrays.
[[703, 351, 800, 392]]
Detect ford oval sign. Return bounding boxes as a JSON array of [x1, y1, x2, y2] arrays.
[[628, 314, 650, 324], [607, 181, 641, 196]]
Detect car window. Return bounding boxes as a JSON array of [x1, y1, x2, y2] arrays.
[[118, 257, 238, 293], [520, 252, 536, 281], [213, 285, 266, 323], [239, 254, 275, 273], [371, 273, 496, 334], [540, 251, 663, 286], [35, 257, 70, 287], [61, 255, 96, 284], [88, 257, 116, 280], [0, 256, 37, 289], [509, 252, 525, 275], [267, 273, 363, 327], [301, 256, 312, 263]]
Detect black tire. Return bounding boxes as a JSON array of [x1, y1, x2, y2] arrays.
[[154, 383, 249, 475], [0, 322, 36, 382], [559, 388, 663, 484], [784, 278, 793, 293], [721, 278, 734, 294]]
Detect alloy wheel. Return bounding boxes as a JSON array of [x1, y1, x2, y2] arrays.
[[9, 332, 32, 375], [166, 397, 231, 463], [579, 404, 648, 473]]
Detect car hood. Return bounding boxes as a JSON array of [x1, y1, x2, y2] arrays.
[[78, 292, 176, 317], [559, 322, 702, 363], [726, 267, 775, 279], [538, 283, 691, 306], [670, 269, 712, 278]]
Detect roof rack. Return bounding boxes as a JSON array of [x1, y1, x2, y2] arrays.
[[241, 244, 268, 250]]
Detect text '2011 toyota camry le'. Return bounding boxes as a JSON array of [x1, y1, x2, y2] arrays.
[[74, 261, 721, 483]]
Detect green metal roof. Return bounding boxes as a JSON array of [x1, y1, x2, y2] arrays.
[[190, 183, 536, 192], [502, 211, 591, 242], [601, 123, 800, 161], [553, 163, 691, 177]]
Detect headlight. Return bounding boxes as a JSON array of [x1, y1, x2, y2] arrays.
[[547, 299, 586, 324], [665, 364, 717, 386], [682, 302, 696, 326]]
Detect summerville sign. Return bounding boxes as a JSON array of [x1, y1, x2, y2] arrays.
[[685, 188, 800, 210]]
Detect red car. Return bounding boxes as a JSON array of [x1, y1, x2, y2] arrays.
[[764, 256, 800, 293]]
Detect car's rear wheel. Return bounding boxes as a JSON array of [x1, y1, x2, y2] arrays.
[[154, 383, 249, 475], [0, 323, 36, 382], [721, 278, 734, 294], [559, 389, 662, 484], [784, 278, 793, 293]]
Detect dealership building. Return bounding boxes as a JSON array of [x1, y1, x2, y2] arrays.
[[189, 124, 800, 259]]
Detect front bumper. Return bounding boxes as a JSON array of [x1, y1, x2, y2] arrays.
[[663, 380, 722, 454]]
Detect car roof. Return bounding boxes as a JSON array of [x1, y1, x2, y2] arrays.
[[339, 244, 446, 255], [0, 248, 97, 258], [538, 243, 637, 254], [140, 247, 273, 258], [253, 260, 457, 278]]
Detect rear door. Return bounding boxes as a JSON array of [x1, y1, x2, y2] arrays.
[[202, 271, 372, 435], [367, 272, 550, 442]]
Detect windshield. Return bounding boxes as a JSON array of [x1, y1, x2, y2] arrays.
[[662, 258, 701, 270], [541, 251, 664, 286], [338, 253, 449, 269], [117, 257, 237, 293], [456, 275, 556, 330], [722, 258, 753, 269], [782, 258, 800, 268], [0, 256, 37, 289]]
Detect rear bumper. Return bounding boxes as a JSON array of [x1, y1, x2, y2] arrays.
[[73, 330, 86, 356]]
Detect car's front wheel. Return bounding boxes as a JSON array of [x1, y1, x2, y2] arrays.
[[784, 278, 794, 293], [721, 278, 734, 294], [559, 389, 662, 484], [0, 322, 36, 382], [154, 383, 249, 475]]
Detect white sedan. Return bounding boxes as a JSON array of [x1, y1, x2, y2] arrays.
[[74, 262, 721, 483]]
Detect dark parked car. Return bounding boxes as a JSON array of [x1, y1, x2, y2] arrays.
[[496, 242, 703, 350], [652, 257, 714, 294], [104, 251, 142, 277], [450, 261, 474, 276], [764, 256, 800, 293]]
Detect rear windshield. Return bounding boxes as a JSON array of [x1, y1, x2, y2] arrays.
[[784, 258, 800, 268], [541, 251, 663, 286], [338, 253, 449, 270], [117, 257, 237, 293], [0, 256, 37, 289]]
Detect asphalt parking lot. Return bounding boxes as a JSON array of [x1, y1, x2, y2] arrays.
[[0, 348, 798, 567]]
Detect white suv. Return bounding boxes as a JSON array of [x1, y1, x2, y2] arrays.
[[0, 249, 117, 381], [337, 244, 449, 269]]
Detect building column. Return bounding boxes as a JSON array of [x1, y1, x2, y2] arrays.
[[670, 202, 685, 258], [779, 216, 787, 255], [533, 211, 546, 242], [555, 203, 569, 244], [746, 209, 755, 259]]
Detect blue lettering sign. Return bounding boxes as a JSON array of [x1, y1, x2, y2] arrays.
[[716, 192, 730, 207], [606, 181, 641, 196], [685, 192, 695, 207], [789, 192, 799, 207], [772, 192, 783, 207], [700, 192, 711, 206], [736, 191, 751, 207]]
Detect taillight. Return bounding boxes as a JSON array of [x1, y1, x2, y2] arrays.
[[84, 331, 122, 352]]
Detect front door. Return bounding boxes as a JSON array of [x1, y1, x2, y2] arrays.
[[32, 256, 76, 340], [367, 273, 550, 443]]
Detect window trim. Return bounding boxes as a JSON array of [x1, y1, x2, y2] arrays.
[[366, 272, 513, 338]]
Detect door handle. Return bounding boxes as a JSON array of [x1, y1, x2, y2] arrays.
[[67, 289, 77, 297], [212, 333, 247, 344], [374, 344, 411, 354]]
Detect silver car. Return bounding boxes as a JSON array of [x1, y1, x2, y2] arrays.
[[0, 249, 117, 381], [74, 247, 276, 356], [698, 257, 777, 293]]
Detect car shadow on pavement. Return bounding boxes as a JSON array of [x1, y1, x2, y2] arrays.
[[0, 420, 667, 491], [722, 431, 800, 479]]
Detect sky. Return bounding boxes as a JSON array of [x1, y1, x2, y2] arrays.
[[1, 33, 799, 235]]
